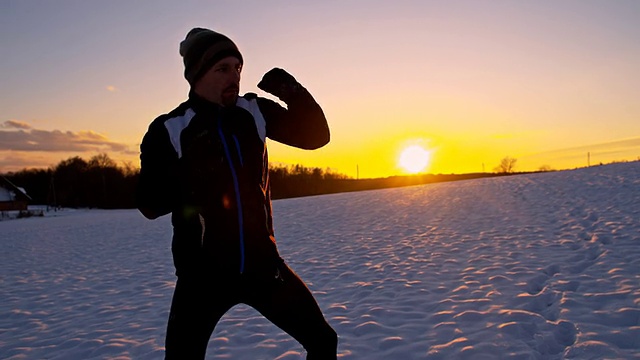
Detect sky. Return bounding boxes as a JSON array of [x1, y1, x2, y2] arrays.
[[2, 0, 640, 178]]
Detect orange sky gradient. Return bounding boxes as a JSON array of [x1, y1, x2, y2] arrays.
[[2, 1, 639, 178]]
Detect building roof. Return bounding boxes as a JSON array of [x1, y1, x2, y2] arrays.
[[0, 176, 32, 202]]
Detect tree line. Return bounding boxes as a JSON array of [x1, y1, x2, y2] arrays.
[[3, 154, 533, 210], [2, 154, 354, 209], [4, 154, 138, 209]]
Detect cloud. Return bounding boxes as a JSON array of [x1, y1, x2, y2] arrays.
[[0, 126, 136, 154], [522, 137, 640, 163], [582, 137, 640, 153], [543, 138, 640, 156], [1, 120, 32, 130], [0, 123, 140, 172]]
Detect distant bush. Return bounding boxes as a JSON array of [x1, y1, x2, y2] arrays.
[[494, 156, 518, 173]]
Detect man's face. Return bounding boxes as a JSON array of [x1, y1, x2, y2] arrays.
[[194, 56, 242, 106]]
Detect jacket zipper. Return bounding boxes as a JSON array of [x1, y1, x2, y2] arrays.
[[218, 123, 246, 274]]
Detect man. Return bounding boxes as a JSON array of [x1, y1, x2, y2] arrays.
[[136, 28, 337, 359]]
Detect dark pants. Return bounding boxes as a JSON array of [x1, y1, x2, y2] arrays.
[[164, 263, 338, 359]]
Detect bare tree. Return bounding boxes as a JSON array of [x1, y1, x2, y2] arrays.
[[88, 153, 117, 169], [494, 156, 517, 173]]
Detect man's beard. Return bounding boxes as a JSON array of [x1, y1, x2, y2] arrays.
[[221, 85, 239, 107]]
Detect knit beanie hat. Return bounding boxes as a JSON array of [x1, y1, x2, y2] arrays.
[[179, 28, 243, 85]]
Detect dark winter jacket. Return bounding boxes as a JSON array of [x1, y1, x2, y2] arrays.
[[136, 84, 329, 277]]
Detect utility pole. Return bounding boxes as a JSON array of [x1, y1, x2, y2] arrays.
[[48, 175, 57, 211], [588, 152, 591, 167], [356, 164, 359, 180]]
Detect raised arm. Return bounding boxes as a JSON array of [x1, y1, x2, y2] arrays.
[[256, 68, 330, 150]]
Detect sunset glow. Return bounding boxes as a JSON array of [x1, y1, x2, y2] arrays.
[[1, 1, 639, 177]]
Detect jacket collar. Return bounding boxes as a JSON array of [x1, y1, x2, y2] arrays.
[[188, 91, 222, 114]]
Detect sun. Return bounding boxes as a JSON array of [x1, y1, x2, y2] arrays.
[[399, 145, 432, 174]]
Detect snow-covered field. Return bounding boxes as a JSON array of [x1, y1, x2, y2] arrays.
[[1, 162, 639, 359]]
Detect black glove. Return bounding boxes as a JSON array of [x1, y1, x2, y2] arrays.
[[257, 68, 304, 103]]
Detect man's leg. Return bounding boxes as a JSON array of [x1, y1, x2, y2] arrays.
[[245, 263, 338, 359], [164, 275, 236, 360]]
